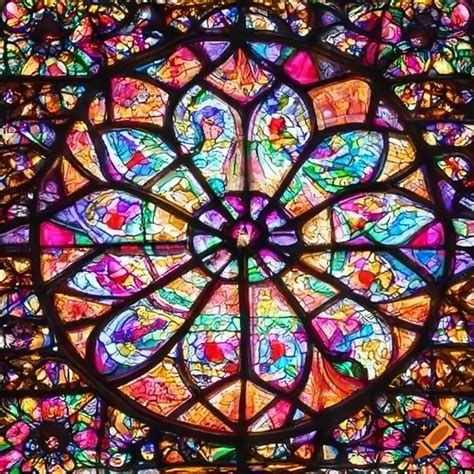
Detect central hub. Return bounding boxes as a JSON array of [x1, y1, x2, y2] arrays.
[[189, 192, 299, 283], [231, 221, 261, 249]]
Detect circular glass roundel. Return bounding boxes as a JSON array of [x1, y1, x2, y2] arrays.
[[38, 11, 447, 437]]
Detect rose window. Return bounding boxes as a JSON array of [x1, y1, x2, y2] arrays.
[[36, 6, 447, 438]]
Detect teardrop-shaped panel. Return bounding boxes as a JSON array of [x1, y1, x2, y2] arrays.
[[182, 284, 240, 389], [53, 190, 188, 243]]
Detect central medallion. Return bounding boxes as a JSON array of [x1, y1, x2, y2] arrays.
[[232, 221, 260, 249], [189, 192, 300, 283]]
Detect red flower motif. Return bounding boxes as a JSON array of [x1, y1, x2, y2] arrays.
[[39, 398, 68, 422], [5, 422, 31, 445]]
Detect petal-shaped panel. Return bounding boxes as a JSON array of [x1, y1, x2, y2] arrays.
[[101, 128, 176, 184], [206, 49, 274, 103], [330, 251, 427, 302], [333, 193, 439, 245], [182, 284, 240, 389], [174, 86, 243, 195], [250, 283, 308, 392], [66, 247, 191, 297], [52, 190, 188, 243], [296, 130, 384, 194], [96, 269, 211, 376], [313, 298, 392, 379], [249, 84, 311, 195]]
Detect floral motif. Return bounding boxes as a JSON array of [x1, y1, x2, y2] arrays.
[[0, 396, 101, 473]]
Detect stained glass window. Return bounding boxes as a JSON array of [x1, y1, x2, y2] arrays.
[[0, 0, 472, 472]]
